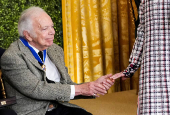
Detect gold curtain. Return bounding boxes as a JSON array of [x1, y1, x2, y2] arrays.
[[62, 0, 139, 93]]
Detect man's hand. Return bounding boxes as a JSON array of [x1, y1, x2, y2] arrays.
[[95, 74, 114, 90], [75, 82, 107, 97], [74, 74, 115, 97]]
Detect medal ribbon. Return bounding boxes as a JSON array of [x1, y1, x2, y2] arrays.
[[19, 37, 46, 65]]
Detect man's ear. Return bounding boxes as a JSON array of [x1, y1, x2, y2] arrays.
[[23, 31, 33, 42]]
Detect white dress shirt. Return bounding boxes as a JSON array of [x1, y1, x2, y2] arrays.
[[29, 44, 75, 99]]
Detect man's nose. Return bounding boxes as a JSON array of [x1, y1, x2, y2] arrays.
[[49, 28, 55, 35]]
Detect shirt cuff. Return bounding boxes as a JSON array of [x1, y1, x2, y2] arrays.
[[70, 85, 75, 99]]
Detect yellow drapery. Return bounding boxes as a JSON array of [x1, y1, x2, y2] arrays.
[[62, 0, 139, 93]]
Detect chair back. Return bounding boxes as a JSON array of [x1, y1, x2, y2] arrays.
[[0, 70, 6, 99], [0, 48, 6, 99], [0, 48, 5, 69], [0, 48, 17, 115]]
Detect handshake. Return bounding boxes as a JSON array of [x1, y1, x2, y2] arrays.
[[74, 72, 126, 97]]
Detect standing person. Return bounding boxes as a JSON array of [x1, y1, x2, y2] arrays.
[[0, 6, 114, 115], [111, 0, 170, 114]]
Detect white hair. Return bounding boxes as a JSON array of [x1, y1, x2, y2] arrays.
[[18, 6, 46, 37]]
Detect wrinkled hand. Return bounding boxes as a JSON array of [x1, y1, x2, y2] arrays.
[[75, 81, 107, 97], [95, 74, 115, 90], [110, 72, 127, 80], [75, 74, 115, 97]]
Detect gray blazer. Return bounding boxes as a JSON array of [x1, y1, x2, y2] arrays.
[[0, 39, 84, 115]]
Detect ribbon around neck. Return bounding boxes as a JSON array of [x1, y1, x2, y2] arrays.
[[19, 37, 46, 65]]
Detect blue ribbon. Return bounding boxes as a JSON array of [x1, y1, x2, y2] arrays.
[[19, 37, 46, 65]]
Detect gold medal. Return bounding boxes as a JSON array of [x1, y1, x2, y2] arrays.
[[42, 64, 46, 71]]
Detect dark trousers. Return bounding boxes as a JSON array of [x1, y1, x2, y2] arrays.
[[45, 104, 92, 115], [0, 108, 17, 115]]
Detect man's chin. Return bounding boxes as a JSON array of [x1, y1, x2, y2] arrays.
[[46, 42, 53, 47]]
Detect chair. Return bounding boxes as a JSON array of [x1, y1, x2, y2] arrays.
[[0, 48, 17, 115]]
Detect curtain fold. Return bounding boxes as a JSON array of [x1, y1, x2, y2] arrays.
[[62, 0, 139, 93]]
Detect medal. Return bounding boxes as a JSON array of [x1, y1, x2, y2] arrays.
[[42, 64, 46, 71]]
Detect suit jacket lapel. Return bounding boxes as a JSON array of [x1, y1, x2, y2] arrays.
[[17, 40, 43, 71], [47, 45, 66, 83]]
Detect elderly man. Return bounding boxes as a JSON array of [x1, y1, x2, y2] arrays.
[[1, 6, 114, 115]]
